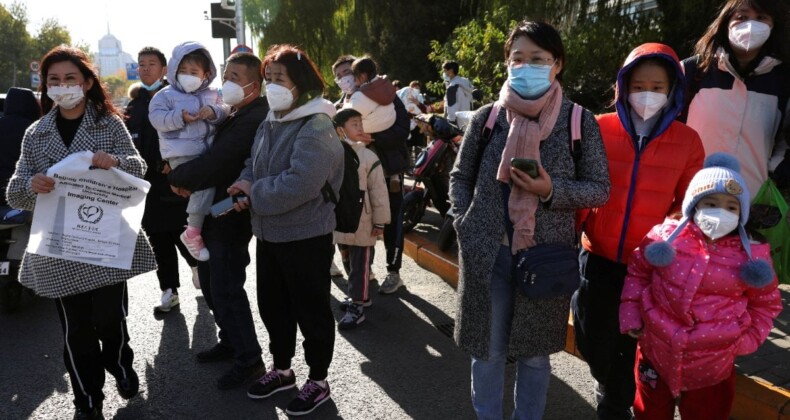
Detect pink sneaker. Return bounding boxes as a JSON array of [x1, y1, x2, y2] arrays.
[[180, 227, 210, 261]]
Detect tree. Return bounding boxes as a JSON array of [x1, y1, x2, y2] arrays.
[[33, 18, 72, 61], [0, 1, 32, 91]]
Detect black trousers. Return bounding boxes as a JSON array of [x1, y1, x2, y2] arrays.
[[147, 230, 197, 291], [55, 282, 134, 410], [571, 250, 637, 420], [383, 173, 404, 273], [256, 233, 335, 380]]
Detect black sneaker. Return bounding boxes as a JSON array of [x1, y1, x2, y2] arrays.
[[116, 369, 139, 400], [338, 304, 365, 330], [285, 380, 331, 416], [247, 367, 297, 399], [73, 402, 103, 420], [196, 343, 233, 363], [339, 297, 372, 311], [217, 360, 265, 390]]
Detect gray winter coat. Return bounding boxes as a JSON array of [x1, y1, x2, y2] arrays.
[[449, 98, 610, 359], [6, 104, 156, 298]]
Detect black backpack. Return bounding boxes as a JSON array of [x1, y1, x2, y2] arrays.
[[323, 141, 364, 233]]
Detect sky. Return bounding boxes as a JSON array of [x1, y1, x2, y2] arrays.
[[9, 0, 255, 87]]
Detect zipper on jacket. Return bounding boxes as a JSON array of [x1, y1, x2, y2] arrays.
[[616, 135, 646, 263]]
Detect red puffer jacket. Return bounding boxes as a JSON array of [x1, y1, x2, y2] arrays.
[[580, 43, 705, 264]]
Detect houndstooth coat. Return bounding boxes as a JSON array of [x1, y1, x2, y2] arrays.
[[6, 103, 157, 298], [449, 99, 611, 359]]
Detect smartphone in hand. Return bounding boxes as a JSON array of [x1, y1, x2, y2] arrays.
[[510, 158, 539, 179], [210, 193, 247, 218]]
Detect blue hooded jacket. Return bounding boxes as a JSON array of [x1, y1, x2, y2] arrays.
[[149, 41, 229, 159]]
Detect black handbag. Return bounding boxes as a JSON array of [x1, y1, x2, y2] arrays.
[[513, 244, 580, 299]]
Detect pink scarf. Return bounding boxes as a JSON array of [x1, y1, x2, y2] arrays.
[[496, 81, 563, 253]]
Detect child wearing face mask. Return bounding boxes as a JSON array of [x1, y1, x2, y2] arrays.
[[331, 109, 390, 329], [341, 56, 397, 135], [149, 41, 230, 262], [571, 43, 705, 420], [619, 153, 781, 419]]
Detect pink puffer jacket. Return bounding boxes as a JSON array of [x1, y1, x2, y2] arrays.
[[620, 220, 782, 396]]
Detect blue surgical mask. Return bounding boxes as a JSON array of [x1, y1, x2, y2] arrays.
[[141, 79, 162, 92], [508, 64, 553, 99]]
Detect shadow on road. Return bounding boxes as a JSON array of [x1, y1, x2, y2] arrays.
[[0, 295, 69, 419]]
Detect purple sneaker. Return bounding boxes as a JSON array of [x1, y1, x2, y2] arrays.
[[247, 367, 296, 399], [285, 379, 331, 416]]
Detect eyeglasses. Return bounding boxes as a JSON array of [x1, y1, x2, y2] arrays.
[[511, 57, 555, 68]]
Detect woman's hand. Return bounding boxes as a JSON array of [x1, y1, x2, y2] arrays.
[[371, 226, 384, 237], [228, 181, 252, 211], [197, 106, 216, 120], [511, 164, 553, 199], [92, 151, 119, 169], [31, 173, 55, 194]]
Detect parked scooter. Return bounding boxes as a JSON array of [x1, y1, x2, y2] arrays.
[[402, 114, 463, 233], [0, 207, 31, 313], [434, 110, 475, 251]]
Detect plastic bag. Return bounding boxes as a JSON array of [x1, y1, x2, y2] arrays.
[[750, 179, 790, 284]]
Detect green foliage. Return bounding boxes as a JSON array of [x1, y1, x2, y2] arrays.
[[563, 0, 662, 112], [427, 7, 515, 103], [102, 75, 132, 101], [0, 2, 77, 93]]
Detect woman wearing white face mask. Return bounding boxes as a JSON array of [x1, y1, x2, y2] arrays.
[[6, 46, 156, 420], [681, 0, 790, 200], [572, 43, 705, 420], [228, 44, 344, 416]]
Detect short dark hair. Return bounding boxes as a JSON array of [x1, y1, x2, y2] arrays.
[[227, 52, 263, 83], [333, 108, 362, 128], [351, 56, 378, 80], [138, 47, 166, 66], [264, 44, 326, 96], [332, 55, 356, 72], [504, 21, 565, 81], [442, 61, 459, 74], [181, 51, 211, 73]]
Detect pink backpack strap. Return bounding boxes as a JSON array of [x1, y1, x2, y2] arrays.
[[485, 101, 501, 133], [570, 102, 583, 144]]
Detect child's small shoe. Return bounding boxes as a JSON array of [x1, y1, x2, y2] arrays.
[[181, 227, 210, 261]]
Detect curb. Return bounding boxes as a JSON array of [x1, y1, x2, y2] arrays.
[[403, 232, 790, 420]]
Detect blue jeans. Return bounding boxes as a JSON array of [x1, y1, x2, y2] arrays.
[[471, 245, 552, 420]]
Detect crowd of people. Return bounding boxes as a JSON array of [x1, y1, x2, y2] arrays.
[[1, 0, 788, 419]]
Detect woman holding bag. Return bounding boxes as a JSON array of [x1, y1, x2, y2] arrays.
[[449, 21, 610, 419]]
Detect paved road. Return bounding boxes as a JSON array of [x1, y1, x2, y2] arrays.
[[0, 240, 599, 419]]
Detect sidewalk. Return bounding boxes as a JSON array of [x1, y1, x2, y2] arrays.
[[403, 223, 790, 420]]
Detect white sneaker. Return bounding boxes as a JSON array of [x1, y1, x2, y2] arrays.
[[379, 271, 403, 294], [330, 261, 344, 277], [191, 266, 201, 289], [155, 288, 180, 313]]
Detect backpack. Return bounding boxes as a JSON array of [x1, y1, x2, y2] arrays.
[[474, 101, 584, 180], [323, 141, 364, 234]]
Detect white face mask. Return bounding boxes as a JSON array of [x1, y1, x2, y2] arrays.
[[628, 91, 668, 120], [694, 207, 740, 240], [728, 20, 772, 52], [265, 83, 296, 111], [336, 74, 356, 95], [222, 80, 254, 106], [47, 84, 85, 110], [178, 74, 204, 93]]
